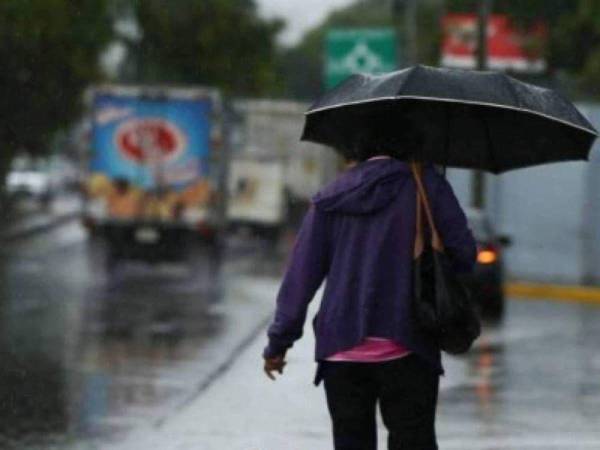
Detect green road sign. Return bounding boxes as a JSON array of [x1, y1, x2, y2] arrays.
[[325, 28, 398, 89]]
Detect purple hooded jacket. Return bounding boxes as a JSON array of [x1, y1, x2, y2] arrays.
[[263, 158, 476, 382]]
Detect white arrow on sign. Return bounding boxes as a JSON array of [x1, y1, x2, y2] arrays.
[[329, 41, 388, 75]]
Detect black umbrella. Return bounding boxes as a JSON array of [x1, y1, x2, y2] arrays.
[[301, 65, 597, 173]]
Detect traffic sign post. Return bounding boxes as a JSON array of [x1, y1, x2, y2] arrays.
[[325, 28, 398, 89]]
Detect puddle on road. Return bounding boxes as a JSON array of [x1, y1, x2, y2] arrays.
[[0, 236, 287, 449], [7, 229, 600, 449], [438, 300, 600, 440]]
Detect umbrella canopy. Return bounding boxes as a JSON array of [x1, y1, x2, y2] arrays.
[[301, 65, 598, 173]]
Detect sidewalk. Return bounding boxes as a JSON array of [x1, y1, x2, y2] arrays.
[[112, 304, 333, 450], [0, 194, 80, 241], [106, 297, 600, 450], [112, 300, 470, 450]]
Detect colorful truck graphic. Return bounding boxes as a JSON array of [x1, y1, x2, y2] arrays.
[[84, 85, 225, 263], [91, 90, 213, 191]]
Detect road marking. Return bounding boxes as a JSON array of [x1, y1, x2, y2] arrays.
[[506, 282, 600, 305]]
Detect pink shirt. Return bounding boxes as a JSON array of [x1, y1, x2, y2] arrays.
[[326, 337, 411, 362]]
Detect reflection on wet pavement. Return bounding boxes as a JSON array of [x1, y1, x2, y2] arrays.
[[438, 301, 600, 449], [0, 225, 286, 449], [2, 223, 600, 449]]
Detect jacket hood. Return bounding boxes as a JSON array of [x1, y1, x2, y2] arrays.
[[313, 159, 413, 215]]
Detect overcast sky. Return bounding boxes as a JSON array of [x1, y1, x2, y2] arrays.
[[256, 0, 356, 46]]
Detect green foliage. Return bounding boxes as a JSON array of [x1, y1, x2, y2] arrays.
[[447, 0, 574, 21], [277, 0, 393, 99], [0, 0, 113, 182], [282, 0, 600, 100], [278, 0, 441, 100], [550, 0, 600, 98], [131, 0, 283, 95], [446, 1, 600, 97]]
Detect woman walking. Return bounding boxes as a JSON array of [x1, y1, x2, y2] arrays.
[[263, 156, 476, 449]]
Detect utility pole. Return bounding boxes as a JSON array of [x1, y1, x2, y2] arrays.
[[391, 0, 418, 67], [472, 0, 493, 209], [436, 0, 447, 35], [405, 0, 418, 65], [476, 0, 492, 71]]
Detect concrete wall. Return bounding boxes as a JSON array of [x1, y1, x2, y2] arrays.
[[446, 103, 600, 285]]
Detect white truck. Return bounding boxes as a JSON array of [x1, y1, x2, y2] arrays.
[[227, 158, 287, 238], [228, 99, 339, 234]]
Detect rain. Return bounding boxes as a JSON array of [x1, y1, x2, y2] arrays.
[[1, 1, 600, 449]]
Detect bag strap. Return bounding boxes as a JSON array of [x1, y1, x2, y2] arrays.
[[410, 161, 444, 254]]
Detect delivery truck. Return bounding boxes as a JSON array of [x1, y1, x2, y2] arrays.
[[227, 157, 287, 239], [83, 85, 227, 265], [229, 99, 339, 233]]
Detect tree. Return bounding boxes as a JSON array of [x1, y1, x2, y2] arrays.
[[277, 0, 442, 100], [445, 1, 600, 96], [549, 0, 600, 98], [447, 0, 574, 22], [130, 0, 284, 96], [0, 0, 114, 189], [283, 0, 600, 100]]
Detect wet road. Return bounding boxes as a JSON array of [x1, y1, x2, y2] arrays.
[[108, 289, 600, 450], [1, 221, 600, 449], [0, 221, 287, 449], [438, 299, 600, 449]]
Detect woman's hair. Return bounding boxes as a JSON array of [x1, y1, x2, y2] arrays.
[[350, 114, 416, 161]]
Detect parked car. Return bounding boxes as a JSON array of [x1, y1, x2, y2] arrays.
[[461, 208, 511, 320], [6, 156, 55, 206]]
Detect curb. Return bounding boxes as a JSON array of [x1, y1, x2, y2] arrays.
[[506, 282, 600, 305], [0, 212, 79, 242], [154, 313, 272, 428]]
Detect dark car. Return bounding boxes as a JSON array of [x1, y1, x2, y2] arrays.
[[462, 208, 511, 320]]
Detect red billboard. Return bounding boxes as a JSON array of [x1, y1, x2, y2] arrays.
[[441, 13, 547, 74]]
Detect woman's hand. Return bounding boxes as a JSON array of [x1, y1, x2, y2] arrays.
[[264, 355, 287, 380]]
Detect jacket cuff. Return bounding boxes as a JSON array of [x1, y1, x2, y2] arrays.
[[263, 341, 288, 359]]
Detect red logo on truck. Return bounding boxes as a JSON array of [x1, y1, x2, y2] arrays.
[[115, 118, 187, 164]]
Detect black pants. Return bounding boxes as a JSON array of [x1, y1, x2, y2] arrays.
[[322, 355, 439, 450]]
